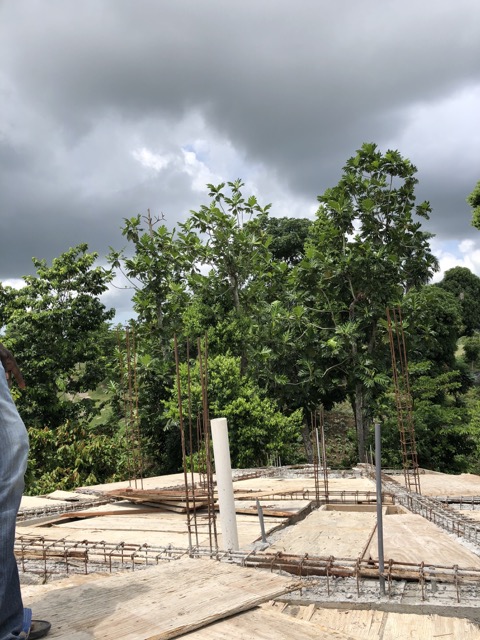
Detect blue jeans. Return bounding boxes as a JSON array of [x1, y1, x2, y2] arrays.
[[0, 362, 29, 640]]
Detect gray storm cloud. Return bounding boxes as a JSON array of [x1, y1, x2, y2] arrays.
[[1, 0, 479, 283]]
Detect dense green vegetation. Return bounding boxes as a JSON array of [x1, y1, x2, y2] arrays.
[[2, 143, 480, 492]]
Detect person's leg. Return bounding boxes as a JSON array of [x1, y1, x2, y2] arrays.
[[0, 362, 29, 640]]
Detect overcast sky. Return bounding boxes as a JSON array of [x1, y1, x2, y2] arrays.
[[1, 0, 479, 319]]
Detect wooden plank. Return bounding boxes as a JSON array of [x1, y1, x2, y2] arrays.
[[25, 557, 298, 639]]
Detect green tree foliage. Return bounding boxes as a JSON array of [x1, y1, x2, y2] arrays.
[[400, 285, 462, 371], [109, 183, 293, 471], [375, 285, 472, 471], [26, 419, 130, 494], [1, 244, 114, 429], [463, 334, 480, 370], [259, 217, 312, 266], [468, 180, 480, 230], [295, 143, 438, 461], [378, 366, 473, 472], [182, 180, 274, 368], [165, 354, 303, 468], [436, 267, 480, 336]]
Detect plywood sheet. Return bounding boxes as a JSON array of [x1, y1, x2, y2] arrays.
[[184, 606, 356, 639], [234, 499, 311, 516], [25, 557, 297, 639], [396, 472, 480, 497], [18, 523, 194, 549], [368, 513, 480, 568], [79, 473, 203, 494], [18, 509, 287, 549], [309, 607, 384, 639], [278, 606, 480, 640], [20, 496, 71, 509], [232, 476, 375, 495], [47, 490, 99, 502], [267, 508, 377, 558], [382, 611, 480, 639]]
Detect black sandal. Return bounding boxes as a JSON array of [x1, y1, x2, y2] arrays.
[[28, 620, 51, 639]]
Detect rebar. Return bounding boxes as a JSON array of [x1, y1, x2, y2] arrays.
[[174, 334, 193, 551], [16, 535, 480, 605], [386, 307, 421, 494]]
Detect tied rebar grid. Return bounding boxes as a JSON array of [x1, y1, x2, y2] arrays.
[[377, 473, 480, 547], [15, 535, 200, 579], [17, 498, 113, 522], [172, 334, 218, 555], [386, 307, 421, 494], [240, 551, 480, 603], [15, 535, 480, 604]]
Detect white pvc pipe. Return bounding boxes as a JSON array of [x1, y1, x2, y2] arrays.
[[210, 417, 239, 551]]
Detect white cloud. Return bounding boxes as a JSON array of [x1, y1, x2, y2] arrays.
[[132, 147, 171, 172], [431, 237, 480, 282], [2, 278, 26, 289]]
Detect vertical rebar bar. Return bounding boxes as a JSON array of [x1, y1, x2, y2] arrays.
[[319, 406, 329, 504], [174, 334, 192, 551], [375, 422, 386, 596]]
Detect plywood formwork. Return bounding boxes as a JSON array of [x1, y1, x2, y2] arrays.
[[18, 510, 288, 550], [368, 512, 480, 568], [181, 603, 480, 639], [286, 605, 480, 640], [20, 496, 72, 510], [381, 611, 480, 639], [231, 476, 375, 496], [184, 606, 357, 639], [395, 472, 480, 497], [460, 510, 480, 521], [79, 473, 204, 494], [24, 557, 298, 639], [266, 508, 377, 558]]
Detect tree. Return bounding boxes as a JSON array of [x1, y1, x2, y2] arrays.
[[259, 217, 312, 266], [437, 267, 480, 336], [183, 180, 273, 369], [164, 354, 303, 468], [463, 334, 480, 371], [295, 143, 438, 461], [1, 244, 114, 430], [468, 180, 480, 230], [400, 285, 463, 371], [375, 284, 473, 472], [109, 185, 276, 471]]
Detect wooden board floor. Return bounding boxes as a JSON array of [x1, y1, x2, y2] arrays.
[[17, 509, 287, 550], [184, 606, 356, 639], [267, 508, 377, 558], [396, 472, 480, 496], [25, 557, 297, 639], [368, 512, 480, 568], [183, 603, 480, 639], [232, 476, 375, 495]]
